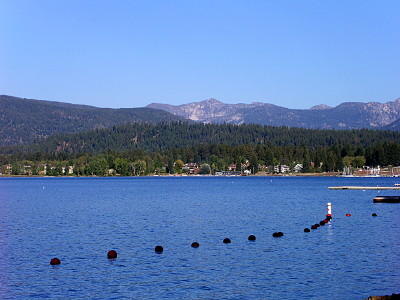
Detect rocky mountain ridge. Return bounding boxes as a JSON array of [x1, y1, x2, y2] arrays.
[[147, 98, 400, 130]]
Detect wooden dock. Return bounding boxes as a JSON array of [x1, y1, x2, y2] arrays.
[[329, 186, 400, 190]]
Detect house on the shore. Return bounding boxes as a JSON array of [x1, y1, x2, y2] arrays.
[[228, 164, 237, 171], [294, 164, 303, 172], [1, 164, 12, 175], [23, 165, 33, 176], [37, 164, 47, 175], [62, 166, 74, 175], [184, 163, 199, 174], [274, 165, 290, 173]]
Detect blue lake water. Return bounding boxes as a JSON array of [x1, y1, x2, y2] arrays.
[[0, 176, 399, 299]]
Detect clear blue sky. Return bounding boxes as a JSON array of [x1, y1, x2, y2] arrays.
[[1, 0, 399, 109]]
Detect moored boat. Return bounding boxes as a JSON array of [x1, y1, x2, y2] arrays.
[[373, 196, 400, 203]]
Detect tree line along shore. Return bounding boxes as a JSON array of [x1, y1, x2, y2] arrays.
[[1, 142, 399, 177], [1, 122, 399, 177]]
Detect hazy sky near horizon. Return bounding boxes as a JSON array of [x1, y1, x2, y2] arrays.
[[1, 1, 399, 109]]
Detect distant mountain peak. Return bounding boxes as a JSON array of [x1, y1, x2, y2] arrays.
[[196, 98, 224, 106], [310, 104, 332, 110], [147, 97, 400, 130], [203, 98, 221, 104]]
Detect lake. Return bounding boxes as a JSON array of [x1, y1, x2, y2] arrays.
[[0, 176, 399, 299]]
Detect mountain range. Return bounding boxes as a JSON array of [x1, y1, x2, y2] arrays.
[[1, 95, 399, 148], [147, 98, 400, 130], [0, 95, 185, 147]]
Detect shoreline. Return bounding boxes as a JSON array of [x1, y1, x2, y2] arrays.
[[1, 172, 399, 178]]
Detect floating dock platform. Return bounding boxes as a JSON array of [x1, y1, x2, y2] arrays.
[[373, 196, 400, 203], [328, 186, 400, 190]]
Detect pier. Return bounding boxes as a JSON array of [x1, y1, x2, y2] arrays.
[[328, 186, 400, 190]]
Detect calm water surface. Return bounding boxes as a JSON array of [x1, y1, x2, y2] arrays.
[[0, 177, 399, 299]]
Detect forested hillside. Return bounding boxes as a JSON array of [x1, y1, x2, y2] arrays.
[[0, 95, 186, 146], [1, 120, 399, 176], [2, 121, 400, 156], [1, 121, 399, 173]]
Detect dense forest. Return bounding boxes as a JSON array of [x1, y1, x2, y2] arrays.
[[0, 95, 186, 146], [2, 121, 400, 156], [1, 122, 399, 176]]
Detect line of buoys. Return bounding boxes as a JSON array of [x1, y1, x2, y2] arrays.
[[304, 202, 377, 234], [51, 236, 264, 263], [308, 218, 329, 231], [305, 205, 333, 232], [154, 246, 164, 253], [107, 250, 118, 259], [50, 202, 383, 265], [50, 258, 61, 265]]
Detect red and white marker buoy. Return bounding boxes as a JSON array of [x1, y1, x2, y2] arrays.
[[327, 202, 332, 217]]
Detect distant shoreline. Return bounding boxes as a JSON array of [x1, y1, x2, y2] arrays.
[[2, 172, 398, 178]]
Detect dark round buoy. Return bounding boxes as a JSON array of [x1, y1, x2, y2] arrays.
[[272, 232, 283, 237], [372, 213, 377, 217], [311, 225, 318, 230], [304, 228, 310, 232], [50, 258, 61, 265], [107, 250, 117, 259], [324, 219, 329, 223], [315, 223, 320, 227], [154, 245, 164, 253], [248, 235, 256, 241], [345, 213, 351, 217], [326, 215, 332, 220], [223, 238, 231, 244], [319, 221, 325, 226], [191, 242, 200, 248]]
